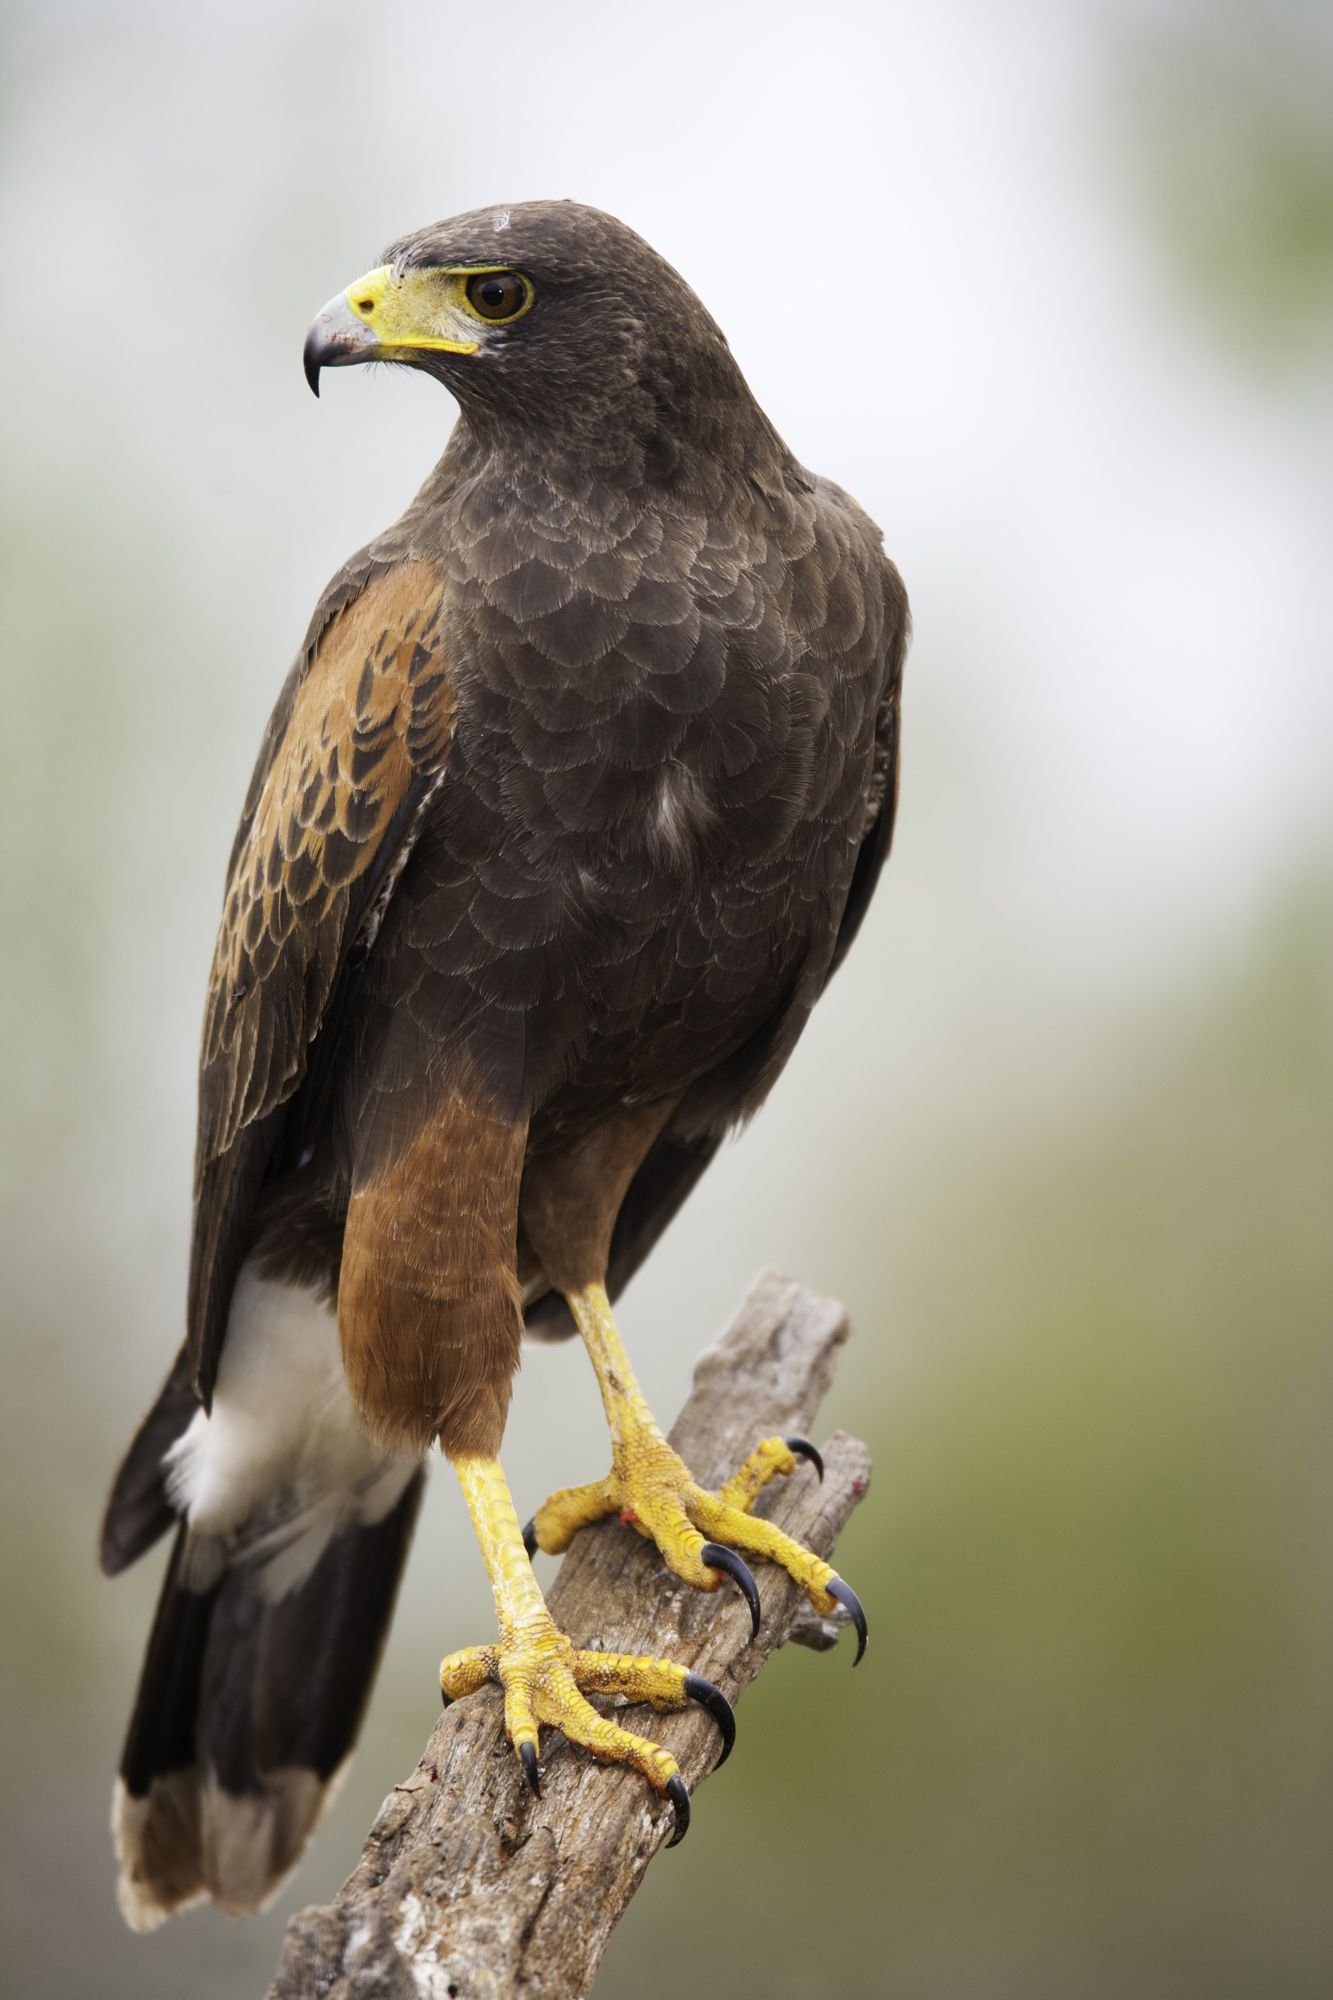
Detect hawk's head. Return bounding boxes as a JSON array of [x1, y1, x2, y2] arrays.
[[304, 200, 770, 467]]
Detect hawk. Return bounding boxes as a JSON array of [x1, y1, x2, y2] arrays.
[[100, 200, 908, 1928]]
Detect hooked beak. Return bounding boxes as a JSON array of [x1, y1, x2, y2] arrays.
[[303, 263, 484, 398], [303, 292, 379, 398]]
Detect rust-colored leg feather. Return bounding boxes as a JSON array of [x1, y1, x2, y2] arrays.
[[340, 1078, 527, 1458]]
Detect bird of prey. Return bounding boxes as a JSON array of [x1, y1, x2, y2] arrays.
[[101, 200, 908, 1929]]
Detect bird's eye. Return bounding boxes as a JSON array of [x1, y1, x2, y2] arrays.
[[466, 272, 529, 322]]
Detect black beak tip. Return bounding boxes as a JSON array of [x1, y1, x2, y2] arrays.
[[303, 343, 322, 398]]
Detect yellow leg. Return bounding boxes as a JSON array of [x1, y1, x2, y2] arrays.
[[527, 1285, 866, 1660], [438, 1454, 735, 1842]]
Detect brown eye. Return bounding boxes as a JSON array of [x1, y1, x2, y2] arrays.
[[466, 271, 528, 322]]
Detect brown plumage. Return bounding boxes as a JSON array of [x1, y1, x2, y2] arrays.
[[103, 200, 908, 1928], [339, 1066, 527, 1455]]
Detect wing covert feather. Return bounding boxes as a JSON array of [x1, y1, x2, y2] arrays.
[[198, 560, 453, 1169]]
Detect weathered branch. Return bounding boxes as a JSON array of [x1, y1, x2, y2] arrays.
[[268, 1270, 871, 2000]]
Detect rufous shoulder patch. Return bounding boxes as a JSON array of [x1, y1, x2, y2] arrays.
[[201, 559, 452, 1156]]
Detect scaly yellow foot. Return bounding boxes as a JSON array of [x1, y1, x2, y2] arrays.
[[442, 1456, 734, 1843], [525, 1285, 867, 1662]]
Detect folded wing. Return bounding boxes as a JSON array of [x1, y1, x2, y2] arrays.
[[188, 558, 455, 1407]]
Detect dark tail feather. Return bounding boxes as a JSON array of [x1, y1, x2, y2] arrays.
[[113, 1468, 425, 1930], [100, 1343, 199, 1577], [121, 1524, 221, 1797]]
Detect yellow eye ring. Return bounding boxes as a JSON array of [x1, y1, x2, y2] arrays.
[[464, 270, 531, 323]]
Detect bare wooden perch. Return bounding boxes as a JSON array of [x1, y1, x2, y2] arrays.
[[268, 1271, 871, 2000]]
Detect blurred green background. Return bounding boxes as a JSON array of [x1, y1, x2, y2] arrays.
[[2, 1, 1330, 1994]]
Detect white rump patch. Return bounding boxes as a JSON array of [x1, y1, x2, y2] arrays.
[[165, 1260, 418, 1600]]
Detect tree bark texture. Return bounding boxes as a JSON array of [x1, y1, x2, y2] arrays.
[[267, 1269, 871, 2000]]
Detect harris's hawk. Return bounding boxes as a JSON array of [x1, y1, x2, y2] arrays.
[[101, 200, 908, 1927]]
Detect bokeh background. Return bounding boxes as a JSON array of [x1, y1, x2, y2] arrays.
[[2, 0, 1331, 1993]]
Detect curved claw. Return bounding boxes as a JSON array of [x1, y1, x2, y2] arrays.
[[664, 1772, 691, 1846], [682, 1672, 736, 1767], [825, 1577, 868, 1665], [522, 1518, 538, 1560], [700, 1542, 761, 1638], [784, 1435, 824, 1483], [519, 1741, 542, 1798]]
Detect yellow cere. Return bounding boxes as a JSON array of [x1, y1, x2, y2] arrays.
[[343, 263, 531, 357]]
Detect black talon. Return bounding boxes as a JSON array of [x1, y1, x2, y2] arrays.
[[439, 1688, 453, 1708], [825, 1577, 868, 1665], [519, 1741, 542, 1798], [785, 1436, 824, 1482], [682, 1672, 736, 1767], [522, 1518, 538, 1560], [700, 1543, 761, 1638], [665, 1773, 691, 1846]]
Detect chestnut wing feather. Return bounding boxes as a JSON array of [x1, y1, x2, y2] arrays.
[[188, 558, 454, 1402]]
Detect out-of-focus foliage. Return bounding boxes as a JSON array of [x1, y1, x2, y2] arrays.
[[1121, 0, 1333, 368], [602, 885, 1333, 1997]]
